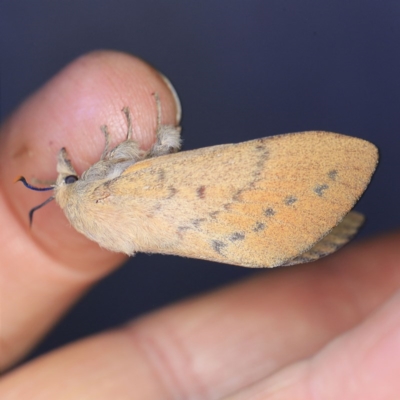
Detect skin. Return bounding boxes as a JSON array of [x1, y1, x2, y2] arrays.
[[0, 51, 399, 399]]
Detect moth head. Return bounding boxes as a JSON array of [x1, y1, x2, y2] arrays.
[[16, 147, 79, 226], [55, 148, 78, 184], [53, 148, 79, 209]]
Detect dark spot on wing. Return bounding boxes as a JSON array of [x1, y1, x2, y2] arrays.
[[167, 186, 177, 199], [314, 184, 329, 197], [233, 189, 243, 202], [197, 185, 206, 199], [284, 195, 297, 206], [212, 240, 227, 255], [264, 207, 276, 216], [328, 170, 338, 181], [253, 222, 265, 232], [157, 169, 166, 181], [223, 203, 232, 211], [209, 211, 220, 219], [229, 232, 245, 241], [191, 218, 206, 228]]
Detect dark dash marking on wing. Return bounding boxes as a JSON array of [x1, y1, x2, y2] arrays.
[[229, 232, 245, 241], [328, 170, 338, 181], [284, 195, 297, 206], [212, 240, 227, 255], [314, 184, 329, 197], [197, 185, 206, 199], [209, 211, 220, 219], [264, 207, 276, 216], [157, 169, 166, 181], [167, 186, 178, 199], [191, 218, 206, 228], [253, 222, 265, 232]]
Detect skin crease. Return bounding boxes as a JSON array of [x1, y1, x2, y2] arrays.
[[0, 51, 399, 399]]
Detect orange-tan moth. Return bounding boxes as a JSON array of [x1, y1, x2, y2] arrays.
[[18, 93, 378, 268]]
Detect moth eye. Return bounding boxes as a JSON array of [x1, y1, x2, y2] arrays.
[[65, 175, 78, 184]]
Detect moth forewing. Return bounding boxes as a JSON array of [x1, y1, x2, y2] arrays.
[[85, 131, 378, 267]]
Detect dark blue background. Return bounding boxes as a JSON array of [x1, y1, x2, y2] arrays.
[[2, 1, 399, 359]]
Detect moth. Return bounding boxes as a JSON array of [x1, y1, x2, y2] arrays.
[[18, 93, 378, 268]]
